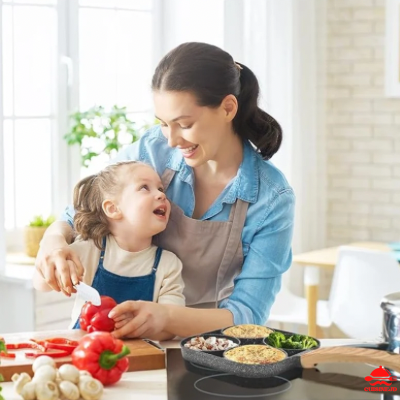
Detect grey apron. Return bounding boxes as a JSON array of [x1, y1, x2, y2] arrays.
[[153, 168, 249, 308]]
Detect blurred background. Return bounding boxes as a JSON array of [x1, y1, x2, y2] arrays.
[[1, 0, 400, 335]]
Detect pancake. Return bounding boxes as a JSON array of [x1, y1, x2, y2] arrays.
[[224, 344, 286, 365], [222, 324, 273, 339]]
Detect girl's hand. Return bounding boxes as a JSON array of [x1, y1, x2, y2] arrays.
[[35, 245, 84, 295], [108, 301, 170, 339]]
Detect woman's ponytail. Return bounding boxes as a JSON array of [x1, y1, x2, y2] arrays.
[[233, 63, 282, 160]]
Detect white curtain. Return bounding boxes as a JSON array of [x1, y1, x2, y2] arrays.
[[224, 0, 326, 257], [223, 0, 326, 297]]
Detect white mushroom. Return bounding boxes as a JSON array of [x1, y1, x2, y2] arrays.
[[35, 381, 59, 400], [20, 381, 37, 400], [58, 381, 80, 400], [78, 377, 104, 400], [33, 365, 57, 383], [32, 356, 56, 373], [58, 364, 80, 384], [12, 372, 32, 394], [79, 370, 92, 379]]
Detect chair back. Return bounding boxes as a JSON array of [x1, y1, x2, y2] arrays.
[[328, 246, 400, 339]]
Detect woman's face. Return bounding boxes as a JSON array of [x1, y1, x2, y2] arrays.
[[153, 90, 235, 168]]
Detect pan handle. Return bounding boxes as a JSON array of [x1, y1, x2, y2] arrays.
[[300, 346, 400, 372]]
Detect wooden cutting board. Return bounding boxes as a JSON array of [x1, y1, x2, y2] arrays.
[[0, 329, 165, 381]]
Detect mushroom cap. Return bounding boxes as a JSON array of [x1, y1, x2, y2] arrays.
[[32, 356, 56, 373]]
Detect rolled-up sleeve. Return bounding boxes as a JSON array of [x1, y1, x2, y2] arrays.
[[219, 189, 295, 325], [61, 205, 76, 228]]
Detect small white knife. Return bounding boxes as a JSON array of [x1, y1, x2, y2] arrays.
[[74, 282, 101, 306]]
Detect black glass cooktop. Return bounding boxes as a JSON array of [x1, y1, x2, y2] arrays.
[[166, 348, 400, 400]]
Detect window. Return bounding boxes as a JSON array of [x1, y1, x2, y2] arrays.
[[1, 0, 159, 251]]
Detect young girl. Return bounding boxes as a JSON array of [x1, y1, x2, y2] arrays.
[[33, 161, 185, 336]]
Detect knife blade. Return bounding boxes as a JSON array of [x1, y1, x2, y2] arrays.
[[74, 282, 101, 306], [143, 339, 165, 352]]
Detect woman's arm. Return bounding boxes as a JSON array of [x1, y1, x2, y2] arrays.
[[219, 189, 295, 325], [165, 305, 234, 337], [110, 302, 233, 339], [39, 219, 75, 247]]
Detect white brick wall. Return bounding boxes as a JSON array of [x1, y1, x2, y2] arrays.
[[313, 0, 400, 308], [326, 0, 400, 250]]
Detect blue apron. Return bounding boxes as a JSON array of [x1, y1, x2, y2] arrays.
[[73, 236, 163, 329]]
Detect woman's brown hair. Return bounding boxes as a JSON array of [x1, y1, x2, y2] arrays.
[[73, 161, 141, 249], [152, 42, 282, 160]]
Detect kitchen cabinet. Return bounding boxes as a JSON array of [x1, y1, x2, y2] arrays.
[[0, 262, 74, 333]]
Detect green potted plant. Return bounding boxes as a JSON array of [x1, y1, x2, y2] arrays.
[[24, 215, 56, 258], [64, 105, 147, 167]]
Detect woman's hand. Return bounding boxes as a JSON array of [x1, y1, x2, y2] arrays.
[[35, 223, 84, 295], [35, 248, 84, 295], [108, 301, 170, 339]]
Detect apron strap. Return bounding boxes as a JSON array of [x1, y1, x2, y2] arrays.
[[152, 247, 163, 273], [228, 201, 237, 220], [99, 236, 107, 263], [214, 199, 249, 306]]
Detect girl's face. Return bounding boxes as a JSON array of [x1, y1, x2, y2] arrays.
[[153, 90, 236, 168], [116, 164, 170, 236]]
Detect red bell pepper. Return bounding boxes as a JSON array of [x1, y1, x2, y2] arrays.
[[42, 338, 79, 346], [6, 342, 45, 351], [79, 295, 117, 332], [25, 350, 70, 358], [40, 337, 79, 354], [71, 331, 130, 386], [0, 351, 15, 358]]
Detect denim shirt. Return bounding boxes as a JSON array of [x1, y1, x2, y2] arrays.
[[62, 125, 295, 325]]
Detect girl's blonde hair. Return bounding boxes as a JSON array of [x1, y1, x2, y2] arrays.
[[73, 160, 143, 249]]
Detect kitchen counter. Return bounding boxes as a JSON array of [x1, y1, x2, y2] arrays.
[[0, 338, 376, 400]]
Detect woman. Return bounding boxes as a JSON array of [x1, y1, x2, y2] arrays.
[[36, 42, 295, 340]]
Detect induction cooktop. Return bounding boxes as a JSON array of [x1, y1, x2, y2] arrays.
[[166, 348, 400, 400]]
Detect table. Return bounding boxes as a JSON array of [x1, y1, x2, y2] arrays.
[[293, 242, 390, 338], [0, 338, 377, 400]]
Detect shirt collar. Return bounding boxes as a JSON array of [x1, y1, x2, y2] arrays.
[[223, 141, 259, 204], [166, 147, 184, 171], [166, 148, 192, 183], [166, 140, 259, 203]]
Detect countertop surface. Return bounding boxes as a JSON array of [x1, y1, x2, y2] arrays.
[[0, 338, 376, 400]]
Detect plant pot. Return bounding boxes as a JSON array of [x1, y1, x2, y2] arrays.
[[24, 226, 48, 258]]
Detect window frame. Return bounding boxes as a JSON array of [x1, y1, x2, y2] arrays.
[[0, 0, 163, 257], [0, 2, 6, 271]]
